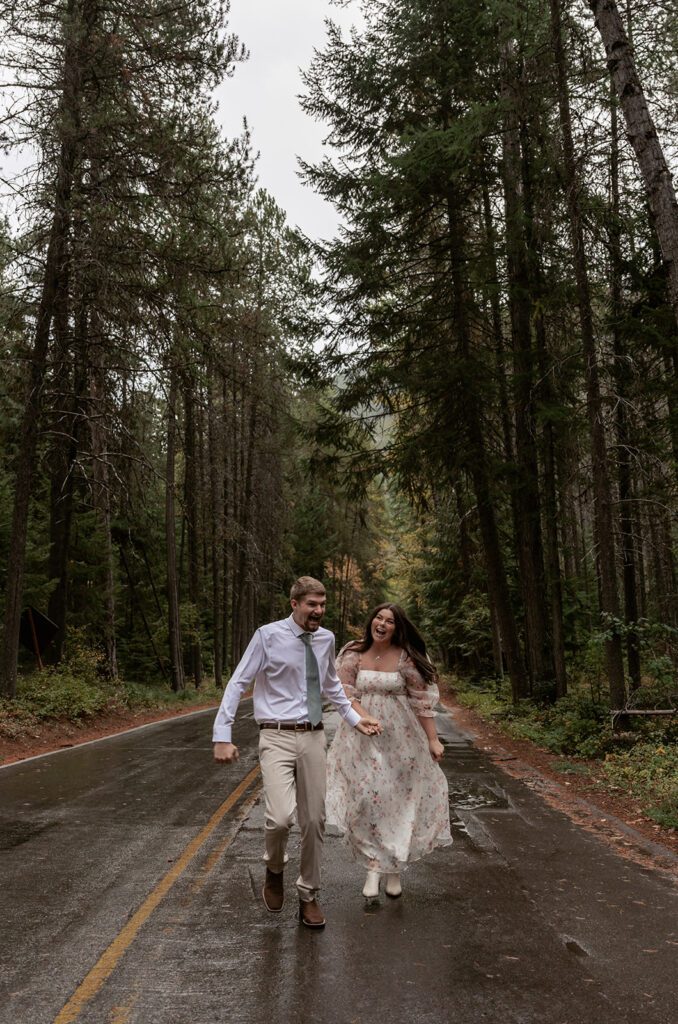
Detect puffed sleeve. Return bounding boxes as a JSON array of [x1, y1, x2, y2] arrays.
[[336, 646, 360, 699], [402, 655, 439, 718]]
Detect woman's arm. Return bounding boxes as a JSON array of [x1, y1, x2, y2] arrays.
[[402, 654, 445, 761], [349, 697, 372, 719], [336, 648, 380, 728], [416, 713, 444, 761]]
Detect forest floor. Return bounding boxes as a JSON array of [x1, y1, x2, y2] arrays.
[[1, 684, 676, 871], [439, 687, 678, 869]]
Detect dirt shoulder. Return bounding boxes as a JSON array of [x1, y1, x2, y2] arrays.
[[440, 692, 678, 874], [0, 701, 220, 767]]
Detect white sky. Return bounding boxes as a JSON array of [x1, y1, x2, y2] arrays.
[[214, 0, 361, 242]]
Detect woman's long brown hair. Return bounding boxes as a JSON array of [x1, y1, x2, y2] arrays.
[[345, 603, 437, 685]]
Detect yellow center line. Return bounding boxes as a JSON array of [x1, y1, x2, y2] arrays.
[[194, 784, 262, 887], [54, 764, 261, 1024]]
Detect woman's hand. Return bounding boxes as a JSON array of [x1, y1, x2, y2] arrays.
[[357, 716, 382, 735], [428, 737, 444, 761]]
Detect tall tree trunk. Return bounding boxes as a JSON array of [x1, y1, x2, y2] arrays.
[[609, 77, 641, 688], [89, 311, 118, 679], [520, 117, 566, 696], [489, 598, 504, 681], [536, 328, 568, 698], [500, 42, 552, 687], [588, 0, 678, 330], [208, 370, 224, 688], [222, 375, 233, 674], [446, 198, 528, 700], [480, 165, 515, 468], [183, 378, 202, 688], [166, 368, 185, 692], [551, 0, 626, 707], [46, 287, 80, 664]]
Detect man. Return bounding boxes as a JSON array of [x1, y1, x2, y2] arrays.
[[213, 576, 380, 929]]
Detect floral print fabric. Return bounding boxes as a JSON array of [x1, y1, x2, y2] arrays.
[[326, 648, 453, 872]]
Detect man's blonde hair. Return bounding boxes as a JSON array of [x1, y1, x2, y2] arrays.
[[290, 576, 326, 602]]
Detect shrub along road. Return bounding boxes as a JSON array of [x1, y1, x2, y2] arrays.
[[0, 705, 676, 1024]]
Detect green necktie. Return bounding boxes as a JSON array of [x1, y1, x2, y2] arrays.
[[300, 632, 323, 726]]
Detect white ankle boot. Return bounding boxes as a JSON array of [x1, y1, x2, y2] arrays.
[[362, 870, 380, 898], [384, 873, 402, 898]]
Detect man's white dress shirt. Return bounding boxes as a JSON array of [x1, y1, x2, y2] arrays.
[[212, 615, 361, 743]]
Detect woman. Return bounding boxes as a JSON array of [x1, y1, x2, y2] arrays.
[[326, 603, 452, 899]]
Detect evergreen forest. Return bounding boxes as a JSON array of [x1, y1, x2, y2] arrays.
[[0, 0, 677, 775]]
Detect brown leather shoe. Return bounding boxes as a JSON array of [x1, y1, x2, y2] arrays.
[[262, 869, 284, 912], [299, 898, 326, 928]]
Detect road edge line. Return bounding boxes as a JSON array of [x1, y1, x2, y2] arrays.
[[0, 700, 252, 772]]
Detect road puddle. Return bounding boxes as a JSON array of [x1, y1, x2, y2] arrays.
[[448, 778, 510, 811]]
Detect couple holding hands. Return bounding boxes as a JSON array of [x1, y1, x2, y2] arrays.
[[213, 576, 452, 929]]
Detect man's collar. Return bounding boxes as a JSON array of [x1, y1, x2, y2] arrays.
[[287, 613, 306, 637]]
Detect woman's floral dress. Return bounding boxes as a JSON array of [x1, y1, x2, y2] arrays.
[[326, 647, 452, 872]]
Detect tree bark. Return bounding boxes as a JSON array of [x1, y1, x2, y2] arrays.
[[551, 0, 626, 707], [588, 0, 678, 330], [46, 291, 81, 664], [183, 378, 203, 688], [166, 368, 185, 692], [89, 311, 118, 679], [519, 115, 566, 696], [207, 369, 224, 688], [480, 165, 515, 468], [500, 42, 552, 688], [609, 77, 641, 688], [446, 198, 528, 700]]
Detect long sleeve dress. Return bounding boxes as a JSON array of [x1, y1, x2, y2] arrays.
[[325, 646, 452, 872]]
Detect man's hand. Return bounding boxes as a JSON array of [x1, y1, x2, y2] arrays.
[[356, 716, 382, 736], [214, 742, 239, 763]]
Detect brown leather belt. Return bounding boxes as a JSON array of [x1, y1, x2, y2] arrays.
[[259, 722, 324, 732]]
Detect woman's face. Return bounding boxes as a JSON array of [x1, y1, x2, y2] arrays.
[[370, 608, 396, 645]]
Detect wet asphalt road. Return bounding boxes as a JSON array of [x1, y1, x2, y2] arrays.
[[0, 703, 676, 1024]]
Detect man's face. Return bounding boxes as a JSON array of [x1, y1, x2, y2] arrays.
[[291, 592, 327, 632]]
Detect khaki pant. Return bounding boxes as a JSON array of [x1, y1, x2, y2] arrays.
[[258, 728, 327, 901]]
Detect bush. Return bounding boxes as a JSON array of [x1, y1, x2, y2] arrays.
[[513, 693, 614, 759], [0, 628, 218, 742], [453, 678, 614, 758], [451, 674, 678, 831], [16, 669, 110, 720], [601, 743, 678, 830]]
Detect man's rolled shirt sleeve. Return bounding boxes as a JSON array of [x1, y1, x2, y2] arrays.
[[212, 630, 265, 743], [322, 646, 361, 728]]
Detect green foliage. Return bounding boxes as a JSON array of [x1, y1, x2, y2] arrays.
[[0, 629, 215, 740], [600, 744, 678, 830], [7, 628, 106, 719], [454, 674, 678, 829], [517, 694, 614, 759], [455, 676, 614, 758], [16, 669, 110, 721], [551, 760, 592, 777]]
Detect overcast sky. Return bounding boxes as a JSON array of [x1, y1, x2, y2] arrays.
[[215, 0, 361, 242]]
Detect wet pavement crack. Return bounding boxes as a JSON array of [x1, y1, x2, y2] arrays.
[[0, 818, 58, 850], [247, 865, 260, 902]]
